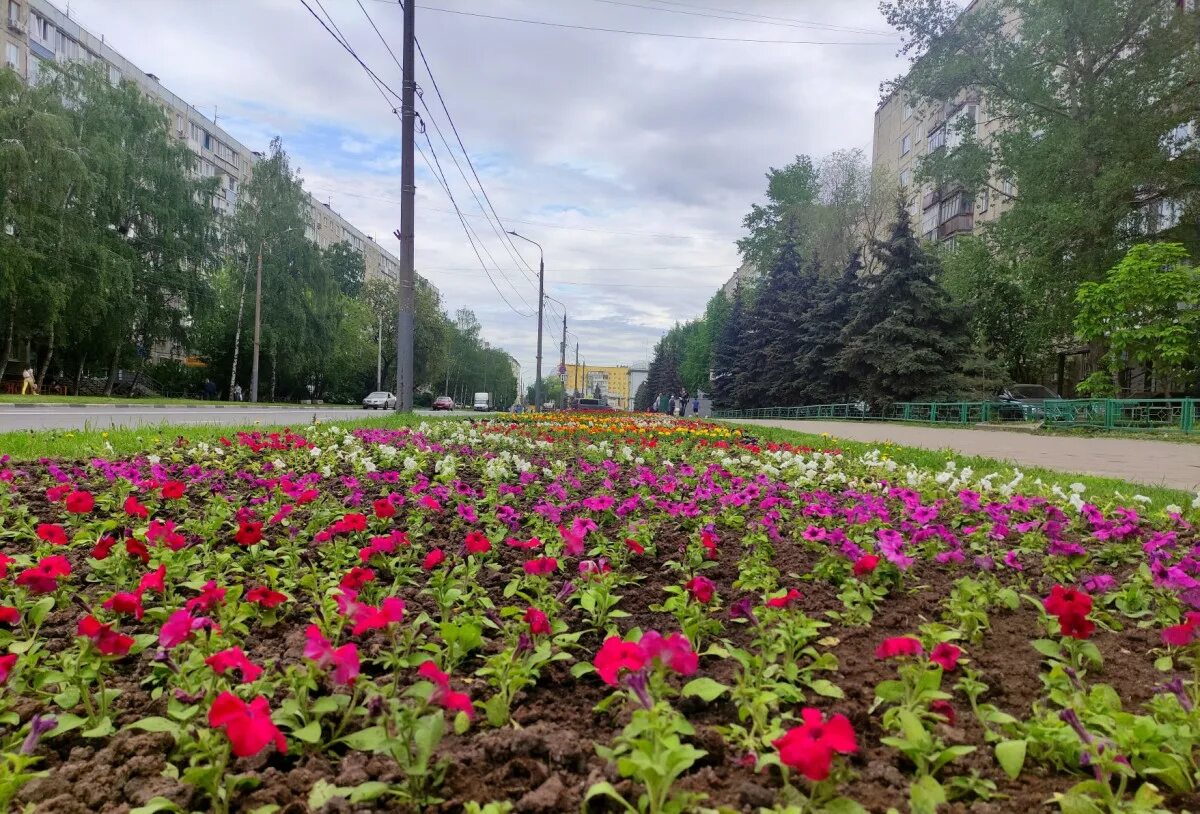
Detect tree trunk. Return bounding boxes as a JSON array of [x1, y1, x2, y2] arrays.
[[36, 322, 54, 391], [0, 303, 14, 380], [104, 346, 121, 396], [270, 345, 277, 403], [229, 257, 250, 400], [74, 354, 86, 396]]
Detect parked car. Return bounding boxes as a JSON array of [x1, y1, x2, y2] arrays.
[[996, 384, 1060, 419], [575, 398, 615, 412], [362, 391, 397, 410], [472, 392, 492, 411], [432, 395, 455, 411]]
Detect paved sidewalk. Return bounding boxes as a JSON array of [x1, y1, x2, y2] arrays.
[[732, 419, 1200, 493]]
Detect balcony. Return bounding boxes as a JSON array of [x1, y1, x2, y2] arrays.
[[938, 213, 974, 240], [921, 190, 940, 210], [7, 18, 24, 33]]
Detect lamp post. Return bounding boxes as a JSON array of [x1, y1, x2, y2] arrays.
[[250, 226, 294, 404], [507, 231, 544, 411]]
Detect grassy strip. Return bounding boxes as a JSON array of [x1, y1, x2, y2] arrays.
[[734, 421, 1195, 506], [1036, 425, 1200, 445], [0, 413, 439, 460], [0, 394, 359, 407]]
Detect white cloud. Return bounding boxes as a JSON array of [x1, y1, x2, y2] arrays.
[[64, 0, 906, 382]]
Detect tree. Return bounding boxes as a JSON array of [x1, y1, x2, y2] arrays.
[[791, 253, 864, 404], [1075, 242, 1199, 395], [883, 0, 1200, 367], [710, 288, 746, 408], [323, 242, 365, 298], [839, 199, 972, 405]]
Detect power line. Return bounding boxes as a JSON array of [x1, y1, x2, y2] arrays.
[[378, 3, 897, 45], [585, 0, 895, 37]]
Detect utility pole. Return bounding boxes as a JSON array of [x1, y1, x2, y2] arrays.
[[507, 232, 544, 411], [250, 241, 263, 403], [560, 313, 567, 396], [376, 317, 383, 391], [574, 342, 580, 398], [394, 0, 416, 412]]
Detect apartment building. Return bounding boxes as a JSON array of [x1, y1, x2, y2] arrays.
[[4, 0, 402, 283], [564, 363, 635, 409]]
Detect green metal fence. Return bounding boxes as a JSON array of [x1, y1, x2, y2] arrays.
[[712, 398, 1197, 433]]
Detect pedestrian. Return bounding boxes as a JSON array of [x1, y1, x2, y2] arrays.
[[668, 395, 677, 417], [203, 379, 217, 400], [232, 383, 243, 402], [21, 366, 38, 395], [692, 395, 700, 416]]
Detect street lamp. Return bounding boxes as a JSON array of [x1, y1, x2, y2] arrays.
[[250, 226, 294, 403], [507, 231, 544, 411]]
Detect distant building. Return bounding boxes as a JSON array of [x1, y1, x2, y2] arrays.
[[564, 364, 636, 410], [720, 260, 758, 299]]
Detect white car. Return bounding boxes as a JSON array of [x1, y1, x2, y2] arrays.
[[362, 391, 397, 410]]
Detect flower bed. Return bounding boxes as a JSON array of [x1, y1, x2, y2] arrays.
[[0, 416, 1197, 813]]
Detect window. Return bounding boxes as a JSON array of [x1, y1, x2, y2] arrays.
[[927, 126, 946, 152], [4, 42, 16, 68], [903, 99, 913, 120], [945, 104, 977, 149], [899, 168, 911, 188], [978, 186, 990, 213], [938, 192, 971, 224], [27, 53, 39, 83], [175, 113, 183, 134], [7, 2, 19, 26], [920, 207, 937, 239], [900, 133, 911, 156], [108, 64, 120, 84], [1001, 178, 1015, 198]]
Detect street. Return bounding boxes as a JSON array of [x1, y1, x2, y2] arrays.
[[0, 405, 489, 432]]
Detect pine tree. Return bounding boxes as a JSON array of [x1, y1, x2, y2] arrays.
[[709, 289, 744, 408], [792, 253, 863, 404], [838, 199, 971, 406]]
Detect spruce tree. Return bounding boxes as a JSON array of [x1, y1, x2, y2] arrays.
[[709, 289, 745, 408], [734, 234, 810, 407], [792, 253, 863, 404], [838, 200, 971, 406]]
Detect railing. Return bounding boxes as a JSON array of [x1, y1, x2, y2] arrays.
[[713, 399, 1197, 433]]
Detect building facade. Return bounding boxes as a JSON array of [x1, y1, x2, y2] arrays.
[[564, 363, 635, 410], [5, 0, 402, 285]]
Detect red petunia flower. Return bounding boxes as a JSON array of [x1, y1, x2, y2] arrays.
[[875, 636, 924, 660], [523, 556, 558, 576], [594, 636, 646, 685], [852, 554, 880, 576], [0, 653, 16, 683], [624, 538, 645, 555], [304, 626, 360, 685], [1162, 612, 1200, 647], [65, 490, 95, 514], [147, 519, 186, 551], [772, 707, 858, 781], [92, 535, 117, 560], [159, 609, 213, 649], [638, 631, 698, 676], [930, 642, 962, 672], [505, 537, 542, 550], [208, 692, 286, 757], [161, 480, 186, 500], [685, 576, 716, 604], [373, 498, 397, 519], [422, 549, 445, 570], [0, 551, 13, 579], [765, 588, 802, 609], [246, 586, 289, 608], [340, 567, 376, 591], [46, 484, 71, 503], [700, 530, 719, 560], [525, 606, 551, 635], [930, 699, 956, 725], [186, 581, 227, 613], [0, 605, 19, 625], [464, 531, 491, 555], [77, 614, 134, 656], [124, 495, 149, 519], [1044, 585, 1093, 618], [418, 660, 449, 686], [103, 591, 145, 620], [16, 555, 71, 594], [416, 661, 473, 718], [137, 565, 166, 595], [1058, 612, 1095, 640], [350, 597, 405, 636], [234, 521, 263, 546], [36, 523, 68, 546], [206, 647, 263, 684], [125, 537, 150, 565]]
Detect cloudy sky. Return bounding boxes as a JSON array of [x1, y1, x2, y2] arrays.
[[65, 0, 908, 387]]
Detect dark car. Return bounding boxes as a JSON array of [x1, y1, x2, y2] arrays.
[[575, 398, 614, 412], [432, 395, 455, 411], [997, 384, 1060, 419]]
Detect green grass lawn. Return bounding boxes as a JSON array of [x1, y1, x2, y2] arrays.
[[735, 421, 1194, 506], [0, 394, 359, 407], [0, 413, 440, 460]]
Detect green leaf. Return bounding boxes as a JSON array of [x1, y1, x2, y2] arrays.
[[308, 779, 341, 810], [908, 775, 946, 814], [347, 782, 390, 803], [292, 720, 323, 743], [127, 716, 180, 735], [340, 726, 390, 752], [583, 781, 638, 814], [1153, 655, 1174, 672], [570, 661, 595, 679], [808, 678, 844, 698], [129, 797, 184, 814], [248, 806, 281, 814], [681, 677, 729, 702], [29, 595, 55, 627], [994, 739, 1027, 780], [822, 798, 869, 814], [1031, 639, 1064, 659], [82, 717, 115, 738]]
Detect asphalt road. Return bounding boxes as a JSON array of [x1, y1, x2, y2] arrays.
[[0, 405, 490, 432]]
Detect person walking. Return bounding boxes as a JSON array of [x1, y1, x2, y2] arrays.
[[232, 383, 243, 402], [692, 395, 700, 416], [21, 366, 38, 395], [668, 395, 677, 417]]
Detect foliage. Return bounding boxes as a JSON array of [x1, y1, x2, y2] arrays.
[[1075, 243, 1199, 394]]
